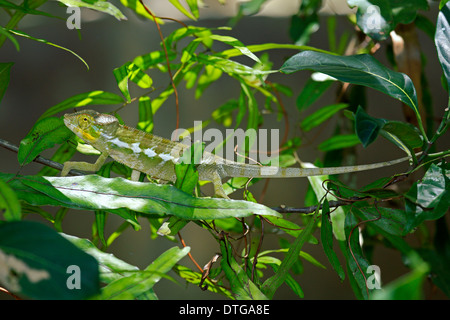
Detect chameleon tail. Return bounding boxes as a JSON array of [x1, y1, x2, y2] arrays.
[[224, 155, 411, 178]]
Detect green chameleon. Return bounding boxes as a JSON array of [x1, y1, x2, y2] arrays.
[[61, 109, 410, 199]]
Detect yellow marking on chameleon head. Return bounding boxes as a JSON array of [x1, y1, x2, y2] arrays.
[[82, 131, 97, 141]]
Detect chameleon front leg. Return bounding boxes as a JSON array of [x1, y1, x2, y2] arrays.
[[61, 152, 109, 176]]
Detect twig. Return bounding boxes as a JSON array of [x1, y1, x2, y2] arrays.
[[271, 199, 352, 214], [0, 138, 86, 176], [139, 0, 180, 130]]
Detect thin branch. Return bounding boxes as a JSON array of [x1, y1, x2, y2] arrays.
[[139, 0, 180, 130], [271, 199, 353, 214], [0, 138, 86, 176]]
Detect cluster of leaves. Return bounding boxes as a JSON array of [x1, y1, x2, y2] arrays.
[[0, 0, 449, 300]]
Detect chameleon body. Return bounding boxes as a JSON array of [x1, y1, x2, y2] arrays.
[[61, 110, 410, 198]]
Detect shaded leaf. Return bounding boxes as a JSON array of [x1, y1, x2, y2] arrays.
[[172, 264, 234, 299], [0, 179, 21, 221], [18, 117, 73, 166], [220, 239, 268, 300], [318, 134, 361, 152], [262, 209, 319, 298], [0, 221, 99, 299], [355, 106, 385, 147], [321, 199, 345, 281], [0, 62, 13, 105], [296, 76, 334, 111], [280, 51, 423, 132], [347, 0, 429, 41], [62, 233, 139, 284], [436, 1, 450, 90], [99, 246, 189, 299], [300, 103, 348, 131], [404, 163, 450, 233]]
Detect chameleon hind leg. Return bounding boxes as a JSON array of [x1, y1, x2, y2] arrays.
[[61, 153, 108, 176], [210, 171, 230, 199]]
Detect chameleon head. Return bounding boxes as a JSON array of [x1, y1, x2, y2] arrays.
[[64, 109, 119, 144]]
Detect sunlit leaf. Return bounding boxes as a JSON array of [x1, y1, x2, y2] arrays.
[[38, 91, 124, 120], [4, 174, 281, 220], [58, 0, 127, 21]]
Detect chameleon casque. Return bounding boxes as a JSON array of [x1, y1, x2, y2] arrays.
[[61, 110, 410, 199]]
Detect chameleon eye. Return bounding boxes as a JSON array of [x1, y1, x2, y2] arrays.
[[78, 115, 92, 129]]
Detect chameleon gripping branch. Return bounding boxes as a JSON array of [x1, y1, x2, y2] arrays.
[[60, 110, 413, 199]]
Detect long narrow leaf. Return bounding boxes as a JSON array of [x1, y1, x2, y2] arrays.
[[5, 28, 89, 70], [6, 174, 281, 220]]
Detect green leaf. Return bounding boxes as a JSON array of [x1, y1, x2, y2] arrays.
[[289, 0, 322, 45], [261, 209, 319, 298], [5, 28, 89, 70], [0, 62, 13, 105], [321, 199, 345, 281], [196, 65, 223, 99], [37, 143, 76, 176], [57, 0, 127, 20], [119, 0, 163, 23], [62, 233, 139, 284], [347, 0, 429, 41], [18, 117, 73, 166], [436, 1, 450, 91], [172, 264, 234, 299], [175, 142, 202, 194], [0, 179, 21, 221], [280, 51, 424, 136], [99, 246, 189, 299], [113, 62, 153, 102], [6, 174, 281, 220], [352, 206, 407, 236], [196, 34, 260, 63], [417, 248, 450, 297], [372, 252, 429, 300], [0, 221, 99, 299], [137, 96, 153, 133], [344, 211, 373, 300], [220, 239, 269, 300], [300, 103, 348, 131], [355, 106, 386, 147], [318, 134, 361, 152], [168, 0, 197, 20], [405, 163, 450, 233], [296, 76, 334, 111], [38, 91, 125, 120], [380, 121, 423, 158]]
